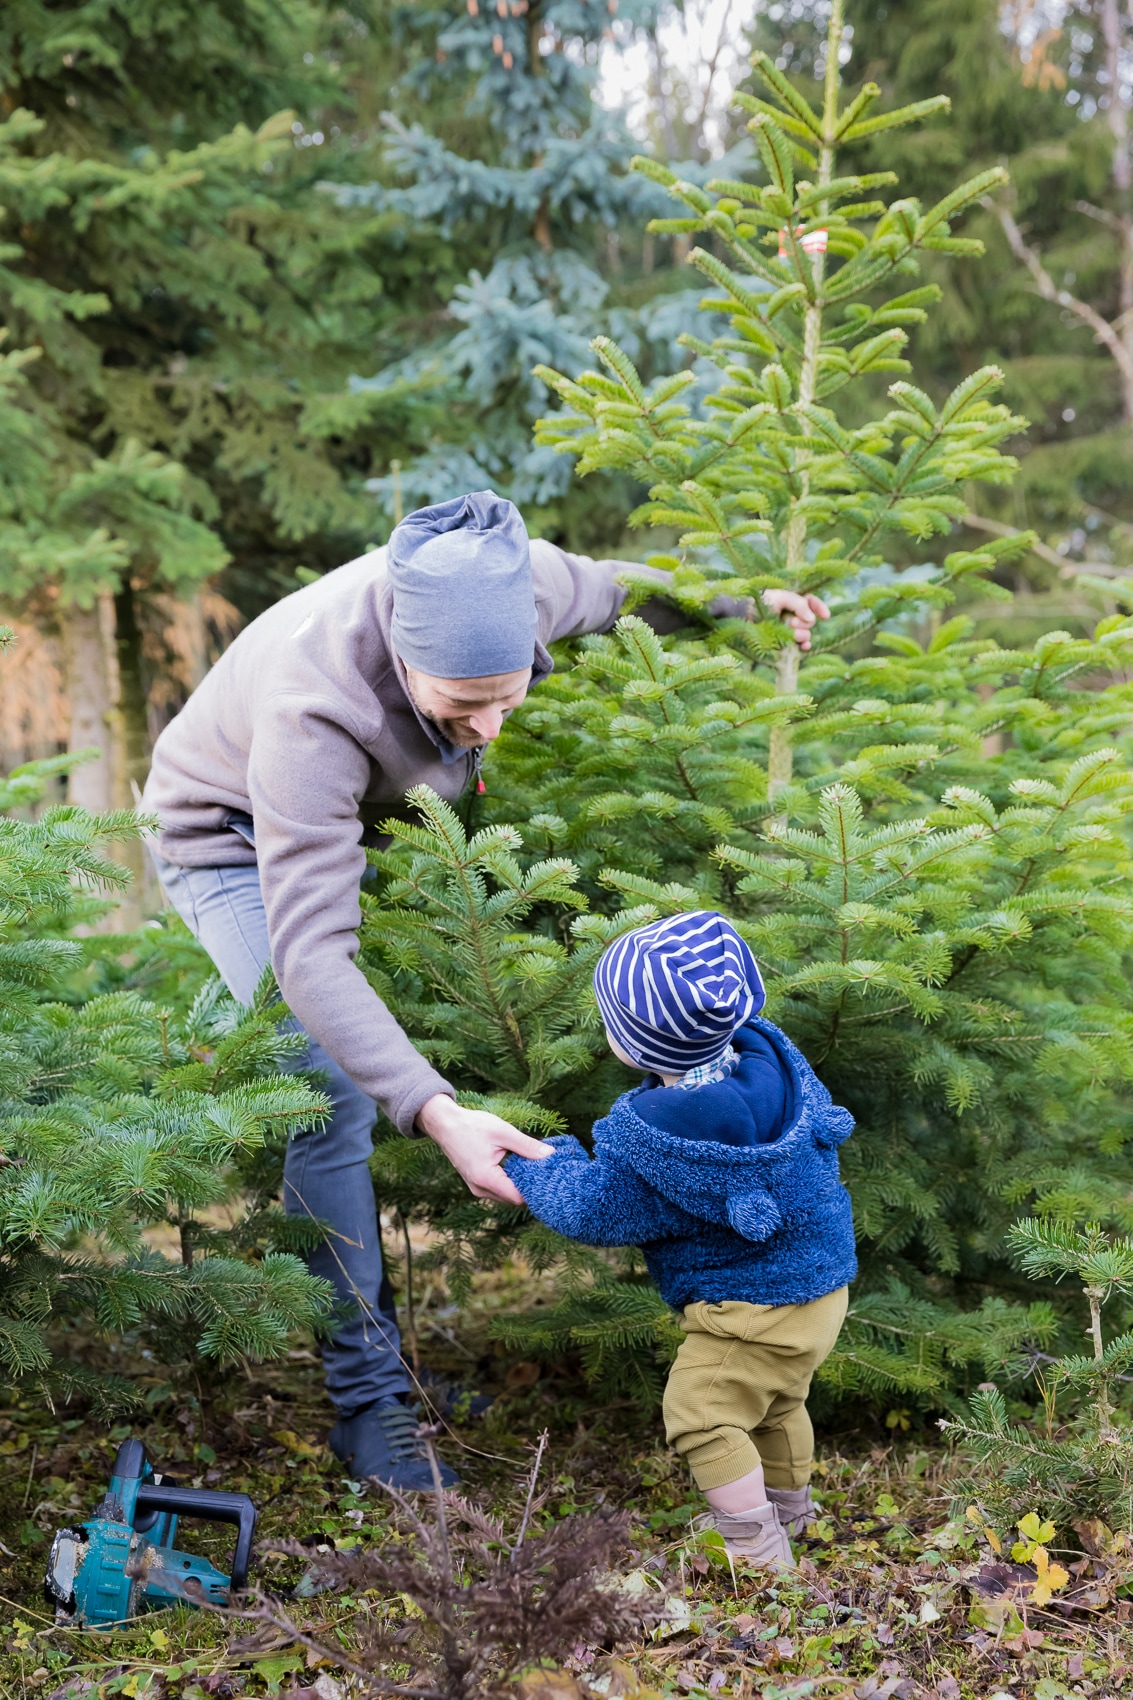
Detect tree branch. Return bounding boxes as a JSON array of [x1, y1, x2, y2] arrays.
[[962, 510, 1076, 573], [993, 202, 1133, 393], [1071, 198, 1124, 232]]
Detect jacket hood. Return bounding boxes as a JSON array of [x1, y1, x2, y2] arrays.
[[594, 1017, 854, 1240]]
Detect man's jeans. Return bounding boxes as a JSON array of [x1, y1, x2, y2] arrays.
[[150, 850, 411, 1416]]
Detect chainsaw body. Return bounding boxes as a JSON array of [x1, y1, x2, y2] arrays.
[[46, 1438, 257, 1628]]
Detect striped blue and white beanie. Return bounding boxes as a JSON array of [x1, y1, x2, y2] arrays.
[[594, 910, 766, 1074]]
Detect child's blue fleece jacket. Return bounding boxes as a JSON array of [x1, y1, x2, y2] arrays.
[[504, 1018, 857, 1310]]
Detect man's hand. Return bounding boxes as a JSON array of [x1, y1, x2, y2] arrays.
[[761, 589, 831, 651], [417, 1092, 551, 1205]]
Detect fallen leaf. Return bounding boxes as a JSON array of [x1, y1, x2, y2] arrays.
[[615, 1569, 691, 1640], [1074, 1517, 1128, 1562], [252, 1654, 305, 1696], [968, 1559, 1037, 1604], [589, 1658, 641, 1698], [505, 1361, 542, 1390], [1028, 1545, 1069, 1606], [271, 1429, 323, 1459], [517, 1670, 586, 1700]]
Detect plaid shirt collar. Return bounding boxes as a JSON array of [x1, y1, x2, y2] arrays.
[[673, 1044, 740, 1091]]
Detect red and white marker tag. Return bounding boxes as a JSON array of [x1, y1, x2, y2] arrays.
[[777, 227, 828, 259]]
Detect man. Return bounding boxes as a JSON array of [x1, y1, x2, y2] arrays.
[[144, 491, 827, 1488]]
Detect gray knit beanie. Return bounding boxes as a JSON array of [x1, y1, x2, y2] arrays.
[[387, 490, 537, 678]]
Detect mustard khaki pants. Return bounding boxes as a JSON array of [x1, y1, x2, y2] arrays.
[[663, 1287, 849, 1491]]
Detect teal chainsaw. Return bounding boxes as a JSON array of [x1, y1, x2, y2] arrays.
[[45, 1439, 257, 1628]]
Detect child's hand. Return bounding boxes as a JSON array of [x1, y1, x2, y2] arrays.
[[417, 1094, 552, 1205]]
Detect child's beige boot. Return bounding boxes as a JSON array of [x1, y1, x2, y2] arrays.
[[766, 1485, 816, 1537], [708, 1503, 795, 1569]]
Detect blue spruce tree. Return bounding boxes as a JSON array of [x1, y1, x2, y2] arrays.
[[336, 0, 743, 542]]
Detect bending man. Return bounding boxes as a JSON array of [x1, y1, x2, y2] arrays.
[[143, 491, 827, 1487]]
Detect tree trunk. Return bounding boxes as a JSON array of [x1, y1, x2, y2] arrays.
[[114, 581, 157, 920], [114, 579, 153, 806], [1101, 0, 1133, 422], [767, 10, 840, 806], [65, 594, 122, 815], [175, 588, 211, 695], [64, 591, 146, 927]]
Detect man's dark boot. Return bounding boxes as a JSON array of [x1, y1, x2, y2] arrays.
[[417, 1370, 494, 1421], [328, 1400, 459, 1490]]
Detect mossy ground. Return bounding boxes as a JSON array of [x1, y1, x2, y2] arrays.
[[1, 1257, 1130, 1700]]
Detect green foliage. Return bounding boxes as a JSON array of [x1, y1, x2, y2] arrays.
[[489, 1274, 684, 1408], [945, 1220, 1133, 1531], [334, 0, 698, 539], [0, 683, 332, 1412], [749, 0, 1132, 598], [362, 787, 626, 1106], [0, 0, 440, 647], [361, 786, 653, 1316], [362, 3, 1133, 1419]]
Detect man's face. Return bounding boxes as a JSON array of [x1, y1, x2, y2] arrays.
[[402, 663, 533, 747]]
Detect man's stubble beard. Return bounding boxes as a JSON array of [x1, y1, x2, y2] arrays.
[[403, 674, 484, 749], [434, 720, 483, 748]]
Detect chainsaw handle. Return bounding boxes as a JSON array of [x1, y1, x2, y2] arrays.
[[136, 1484, 257, 1591]]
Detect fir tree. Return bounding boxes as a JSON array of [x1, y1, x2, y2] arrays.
[[0, 638, 332, 1411], [947, 1219, 1133, 1532], [334, 0, 736, 547], [748, 0, 1133, 602], [366, 2, 1133, 1416], [989, 0, 1133, 588], [0, 1, 430, 890]]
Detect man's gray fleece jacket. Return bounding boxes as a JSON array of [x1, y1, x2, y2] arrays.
[[144, 541, 660, 1138]]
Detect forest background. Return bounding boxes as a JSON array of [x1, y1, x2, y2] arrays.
[[2, 0, 1133, 1460]]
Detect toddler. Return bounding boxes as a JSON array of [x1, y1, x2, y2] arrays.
[[504, 910, 856, 1567]]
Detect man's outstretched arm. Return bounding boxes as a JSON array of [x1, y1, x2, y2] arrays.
[[529, 542, 830, 652]]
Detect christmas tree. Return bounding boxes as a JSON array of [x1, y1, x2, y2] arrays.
[[747, 0, 1132, 601], [365, 0, 1133, 1415], [947, 1219, 1133, 1531], [0, 636, 332, 1411]]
